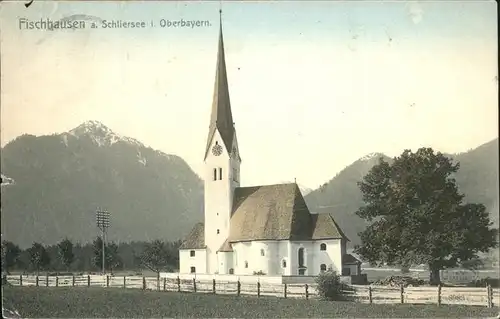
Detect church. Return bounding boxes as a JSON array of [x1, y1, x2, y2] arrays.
[[179, 12, 356, 277]]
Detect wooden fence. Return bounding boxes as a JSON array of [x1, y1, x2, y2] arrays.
[[4, 275, 499, 307]]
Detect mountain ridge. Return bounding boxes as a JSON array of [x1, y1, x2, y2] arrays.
[[1, 121, 497, 250], [1, 121, 204, 248], [304, 138, 499, 247]]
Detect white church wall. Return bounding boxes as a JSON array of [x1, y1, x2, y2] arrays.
[[288, 239, 343, 276], [314, 239, 343, 274], [204, 129, 239, 274], [179, 249, 206, 274], [232, 240, 289, 275], [289, 242, 314, 276], [217, 251, 234, 274]]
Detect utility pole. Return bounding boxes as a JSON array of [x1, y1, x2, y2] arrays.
[[96, 209, 110, 274]]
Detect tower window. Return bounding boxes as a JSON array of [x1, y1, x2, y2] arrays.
[[213, 168, 217, 181], [190, 250, 195, 257], [244, 261, 248, 268], [320, 243, 327, 251], [217, 229, 220, 234], [219, 168, 222, 180], [260, 249, 265, 257], [282, 260, 287, 268], [190, 267, 196, 273], [320, 264, 327, 272]]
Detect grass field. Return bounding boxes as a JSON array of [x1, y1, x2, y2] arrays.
[[3, 286, 499, 318]]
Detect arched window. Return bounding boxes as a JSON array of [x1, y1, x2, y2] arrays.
[[217, 229, 220, 234], [320, 264, 327, 272], [260, 249, 265, 256], [298, 248, 304, 267], [229, 268, 234, 274], [320, 243, 327, 251], [190, 267, 196, 273], [190, 250, 195, 257], [244, 261, 248, 268], [282, 259, 287, 268]]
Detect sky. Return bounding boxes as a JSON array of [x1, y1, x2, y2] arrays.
[[0, 1, 498, 189]]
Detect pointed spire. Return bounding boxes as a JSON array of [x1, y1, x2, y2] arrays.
[[204, 9, 235, 160]]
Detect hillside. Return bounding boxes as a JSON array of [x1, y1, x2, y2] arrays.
[[305, 139, 499, 247], [0, 121, 204, 248]]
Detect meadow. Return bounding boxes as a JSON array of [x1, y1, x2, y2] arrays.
[[3, 286, 500, 318]]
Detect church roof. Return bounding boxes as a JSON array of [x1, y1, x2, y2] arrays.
[[204, 12, 235, 160], [228, 183, 348, 242], [179, 222, 205, 249], [179, 183, 348, 250], [218, 239, 234, 252]]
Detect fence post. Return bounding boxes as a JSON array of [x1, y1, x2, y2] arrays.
[[193, 278, 197, 293], [257, 282, 261, 297], [177, 276, 181, 292], [46, 274, 49, 287], [163, 277, 166, 291], [212, 278, 216, 294], [437, 284, 442, 306], [487, 284, 492, 308], [36, 275, 39, 287], [490, 285, 495, 307], [72, 275, 75, 287], [106, 275, 109, 287], [56, 276, 59, 287], [142, 276, 146, 290], [400, 285, 404, 304], [305, 284, 309, 300], [87, 275, 90, 287], [237, 280, 241, 296], [368, 286, 373, 304], [284, 283, 287, 299]]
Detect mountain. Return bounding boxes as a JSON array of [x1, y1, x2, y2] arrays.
[[1, 121, 204, 248], [304, 140, 499, 247]]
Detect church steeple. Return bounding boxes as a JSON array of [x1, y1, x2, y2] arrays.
[[204, 10, 235, 160]]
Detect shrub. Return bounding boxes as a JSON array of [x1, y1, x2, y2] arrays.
[[315, 270, 345, 301]]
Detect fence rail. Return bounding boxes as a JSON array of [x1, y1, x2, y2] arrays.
[[4, 275, 499, 307]]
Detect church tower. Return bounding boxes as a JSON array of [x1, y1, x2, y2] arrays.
[[203, 10, 241, 274]]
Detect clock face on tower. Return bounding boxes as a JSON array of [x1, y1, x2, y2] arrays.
[[212, 143, 223, 156]]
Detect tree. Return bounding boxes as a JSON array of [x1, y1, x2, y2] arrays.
[[354, 148, 498, 285], [27, 242, 51, 274], [92, 237, 122, 273], [57, 238, 74, 271], [1, 240, 22, 274], [105, 242, 122, 273], [140, 240, 173, 278]]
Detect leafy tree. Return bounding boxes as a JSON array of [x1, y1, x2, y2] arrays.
[[105, 242, 122, 273], [354, 148, 498, 285], [1, 240, 22, 274], [27, 242, 51, 274], [57, 238, 75, 271], [314, 269, 344, 300], [92, 236, 122, 273], [140, 240, 173, 277]]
